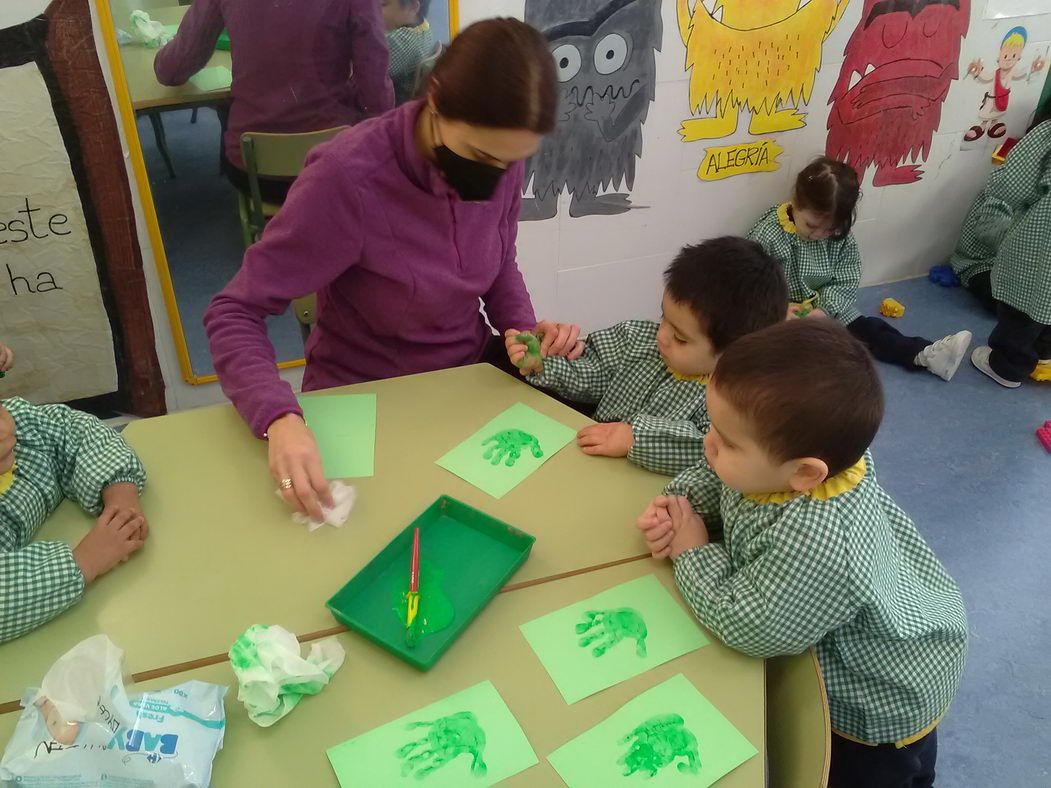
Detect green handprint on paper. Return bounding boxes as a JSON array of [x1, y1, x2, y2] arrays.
[[395, 711, 488, 779], [576, 608, 648, 658], [482, 429, 543, 467], [618, 714, 701, 778]]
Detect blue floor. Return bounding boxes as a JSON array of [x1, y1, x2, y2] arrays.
[[137, 109, 304, 377], [855, 277, 1049, 787]]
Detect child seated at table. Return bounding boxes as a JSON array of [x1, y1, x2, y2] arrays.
[[504, 237, 788, 476], [382, 0, 438, 105], [0, 397, 148, 643], [637, 319, 967, 788]]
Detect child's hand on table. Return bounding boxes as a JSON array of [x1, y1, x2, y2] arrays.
[[577, 422, 634, 457], [665, 495, 709, 558], [636, 495, 674, 558], [0, 342, 13, 373], [99, 482, 149, 540], [74, 492, 147, 583]]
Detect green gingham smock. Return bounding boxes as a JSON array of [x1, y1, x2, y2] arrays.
[[0, 397, 146, 643], [949, 166, 1008, 287]]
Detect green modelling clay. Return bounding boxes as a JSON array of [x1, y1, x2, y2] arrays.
[[481, 430, 543, 467], [575, 608, 648, 658], [390, 560, 455, 641], [618, 714, 701, 778], [513, 333, 543, 372], [395, 711, 488, 779]]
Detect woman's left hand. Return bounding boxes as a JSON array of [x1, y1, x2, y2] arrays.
[[534, 320, 584, 360]]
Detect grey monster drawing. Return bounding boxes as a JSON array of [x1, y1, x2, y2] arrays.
[[520, 0, 662, 221]]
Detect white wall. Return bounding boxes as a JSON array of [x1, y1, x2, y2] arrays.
[[459, 1, 1051, 333]]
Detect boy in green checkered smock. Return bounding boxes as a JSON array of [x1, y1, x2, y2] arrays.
[[968, 116, 1051, 388], [503, 238, 788, 476], [0, 396, 148, 644], [748, 157, 973, 381], [638, 320, 967, 787], [382, 0, 437, 105], [948, 166, 1008, 315]]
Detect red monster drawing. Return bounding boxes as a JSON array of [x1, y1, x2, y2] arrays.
[[826, 0, 970, 187]]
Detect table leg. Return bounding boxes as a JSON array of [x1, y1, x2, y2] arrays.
[[147, 112, 176, 179]]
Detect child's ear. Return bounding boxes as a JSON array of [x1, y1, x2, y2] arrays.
[[788, 458, 829, 493]]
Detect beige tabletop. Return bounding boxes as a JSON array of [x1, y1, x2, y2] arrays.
[[0, 561, 766, 786], [0, 365, 667, 706], [118, 6, 232, 111]]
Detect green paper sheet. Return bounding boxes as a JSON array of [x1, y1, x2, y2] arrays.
[[435, 402, 575, 499], [326, 680, 538, 787], [547, 674, 758, 787], [189, 65, 232, 92], [520, 574, 708, 704], [298, 393, 377, 478]]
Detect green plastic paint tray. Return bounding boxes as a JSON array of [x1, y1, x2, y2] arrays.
[[326, 495, 536, 671]]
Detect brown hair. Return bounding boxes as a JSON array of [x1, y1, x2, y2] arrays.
[[664, 237, 788, 352], [793, 157, 861, 241], [429, 19, 557, 133], [711, 319, 884, 477]]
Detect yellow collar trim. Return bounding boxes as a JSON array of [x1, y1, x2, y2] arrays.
[[666, 366, 711, 384], [412, 20, 430, 32], [776, 202, 798, 235], [744, 457, 867, 505], [0, 462, 15, 495]]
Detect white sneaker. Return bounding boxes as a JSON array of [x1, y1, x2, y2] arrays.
[[915, 331, 972, 381], [970, 345, 1021, 388]]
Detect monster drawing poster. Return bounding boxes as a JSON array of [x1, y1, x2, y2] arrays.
[[826, 0, 972, 187], [521, 0, 662, 220]]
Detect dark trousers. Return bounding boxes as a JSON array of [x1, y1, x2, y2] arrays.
[[221, 152, 294, 204], [989, 301, 1051, 382], [847, 316, 931, 371], [965, 270, 998, 316], [480, 334, 595, 417], [830, 729, 938, 788]]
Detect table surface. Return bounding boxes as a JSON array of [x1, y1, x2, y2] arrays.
[[0, 561, 767, 786], [0, 365, 669, 706], [118, 6, 232, 111]]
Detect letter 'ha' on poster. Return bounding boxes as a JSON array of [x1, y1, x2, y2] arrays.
[[0, 17, 118, 403]]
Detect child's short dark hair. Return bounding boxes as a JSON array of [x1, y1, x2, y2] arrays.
[[793, 157, 861, 241], [399, 0, 431, 24], [711, 319, 884, 477], [663, 237, 788, 353]]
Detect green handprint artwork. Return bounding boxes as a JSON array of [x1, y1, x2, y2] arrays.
[[514, 332, 544, 373], [395, 711, 488, 779], [576, 608, 648, 658], [482, 429, 543, 467], [618, 714, 701, 778]]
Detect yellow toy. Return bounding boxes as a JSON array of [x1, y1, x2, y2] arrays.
[[1031, 363, 1051, 382], [879, 298, 906, 318]]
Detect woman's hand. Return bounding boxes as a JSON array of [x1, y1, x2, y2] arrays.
[[266, 413, 333, 522], [534, 320, 584, 360]]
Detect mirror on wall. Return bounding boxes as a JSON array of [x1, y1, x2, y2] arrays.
[[98, 0, 455, 383]]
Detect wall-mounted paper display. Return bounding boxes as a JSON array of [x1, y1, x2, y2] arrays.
[[677, 0, 850, 142], [697, 139, 785, 181], [826, 0, 972, 187], [962, 27, 1047, 147], [520, 0, 663, 220], [0, 18, 118, 403]]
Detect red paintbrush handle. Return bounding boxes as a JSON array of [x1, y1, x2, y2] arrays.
[[410, 527, 420, 592]]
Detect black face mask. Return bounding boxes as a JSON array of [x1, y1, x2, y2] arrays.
[[432, 113, 506, 202]]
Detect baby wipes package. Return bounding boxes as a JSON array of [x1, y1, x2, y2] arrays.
[[0, 635, 226, 787]]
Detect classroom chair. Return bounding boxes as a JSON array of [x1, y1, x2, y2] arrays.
[[766, 649, 831, 787], [239, 127, 346, 341]]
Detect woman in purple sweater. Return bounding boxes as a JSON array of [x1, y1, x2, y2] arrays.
[[205, 19, 580, 521]]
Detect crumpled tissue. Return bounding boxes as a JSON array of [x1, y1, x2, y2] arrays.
[[130, 11, 174, 47], [280, 479, 356, 531], [228, 624, 345, 727]]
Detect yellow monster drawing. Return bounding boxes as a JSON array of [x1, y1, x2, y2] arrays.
[[678, 0, 850, 141]]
